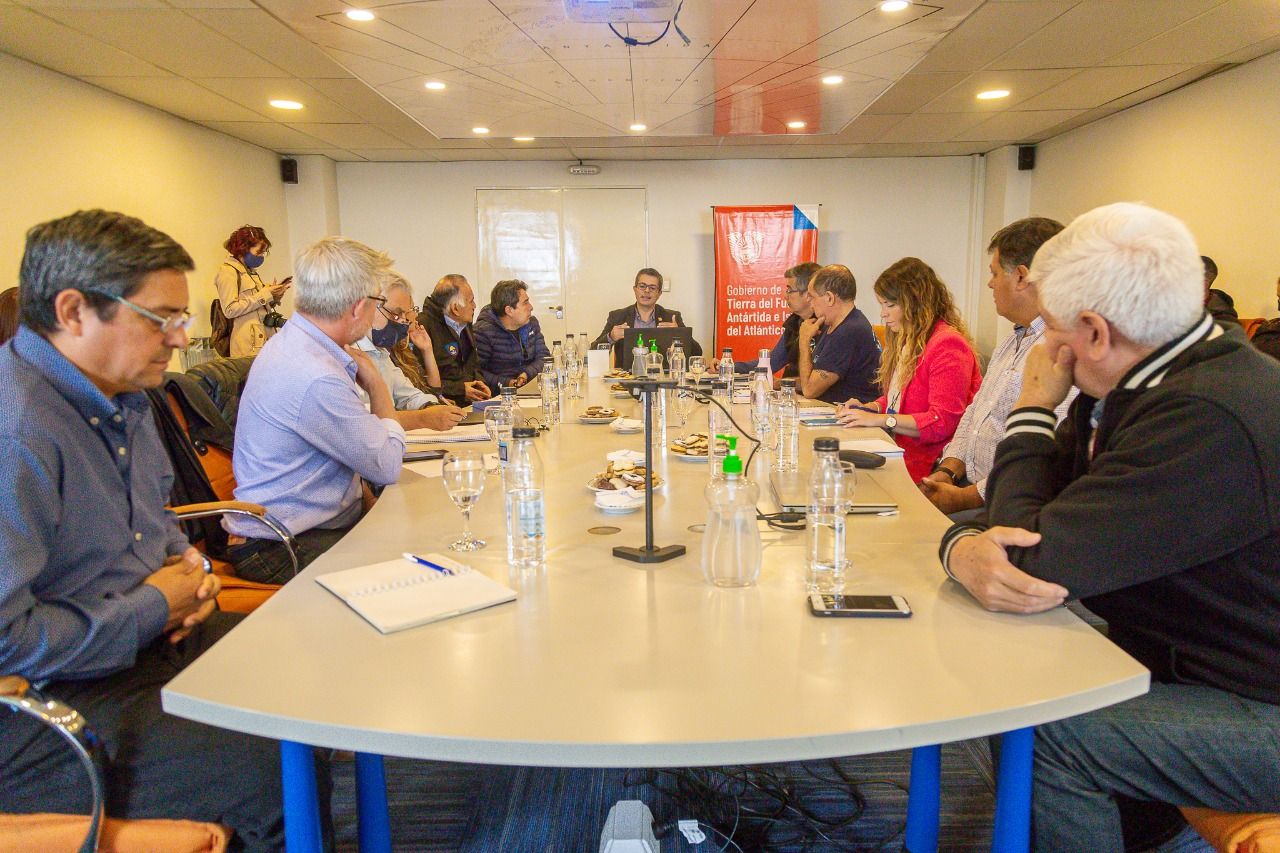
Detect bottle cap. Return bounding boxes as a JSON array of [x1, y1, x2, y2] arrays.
[[814, 437, 839, 452], [649, 340, 658, 351], [553, 340, 561, 345], [717, 434, 743, 476], [512, 426, 537, 439], [780, 378, 797, 388]]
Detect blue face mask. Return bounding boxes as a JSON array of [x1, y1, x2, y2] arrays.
[[371, 320, 408, 350], [243, 253, 265, 270]]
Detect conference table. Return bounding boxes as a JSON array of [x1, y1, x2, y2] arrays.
[[162, 379, 1149, 852]]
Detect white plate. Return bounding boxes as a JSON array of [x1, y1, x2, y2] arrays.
[[578, 415, 619, 424], [596, 503, 642, 514], [671, 451, 708, 463]]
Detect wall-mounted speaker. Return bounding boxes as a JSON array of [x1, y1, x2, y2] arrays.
[[1017, 145, 1036, 171], [280, 158, 299, 184]]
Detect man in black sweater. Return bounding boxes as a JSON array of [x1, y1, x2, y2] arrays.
[[419, 274, 490, 405], [939, 203, 1280, 851]]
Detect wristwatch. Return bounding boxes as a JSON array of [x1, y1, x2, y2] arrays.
[[883, 414, 898, 433]]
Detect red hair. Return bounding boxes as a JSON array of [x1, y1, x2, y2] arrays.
[[0, 287, 18, 344], [223, 225, 271, 258]]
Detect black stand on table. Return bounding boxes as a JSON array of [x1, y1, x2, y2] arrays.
[[612, 377, 686, 564]]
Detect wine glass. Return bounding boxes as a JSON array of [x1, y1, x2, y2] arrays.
[[442, 450, 487, 550], [674, 387, 694, 429], [687, 355, 706, 386]]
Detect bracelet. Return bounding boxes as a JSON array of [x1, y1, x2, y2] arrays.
[[936, 466, 960, 484]]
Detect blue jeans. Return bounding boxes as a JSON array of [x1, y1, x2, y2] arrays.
[[1033, 682, 1280, 852]]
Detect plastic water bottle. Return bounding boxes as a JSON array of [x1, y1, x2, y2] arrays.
[[504, 426, 546, 571], [774, 378, 799, 472], [701, 435, 761, 588], [757, 347, 772, 372], [806, 437, 848, 592], [708, 380, 733, 479], [668, 340, 686, 386], [552, 339, 564, 375], [717, 347, 734, 383], [630, 334, 647, 378], [646, 363, 666, 452], [540, 356, 560, 426], [751, 365, 773, 451], [564, 334, 581, 399]]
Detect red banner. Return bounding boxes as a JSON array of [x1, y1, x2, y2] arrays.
[[712, 205, 819, 363]]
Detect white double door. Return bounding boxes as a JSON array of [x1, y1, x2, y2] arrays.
[[476, 187, 648, 345]]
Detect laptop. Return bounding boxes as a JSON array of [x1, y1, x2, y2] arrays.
[[514, 374, 541, 397], [611, 327, 698, 371], [769, 469, 899, 514]]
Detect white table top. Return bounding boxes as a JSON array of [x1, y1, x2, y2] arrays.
[[163, 382, 1148, 767]]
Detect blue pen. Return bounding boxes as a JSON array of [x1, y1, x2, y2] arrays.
[[402, 552, 454, 575]]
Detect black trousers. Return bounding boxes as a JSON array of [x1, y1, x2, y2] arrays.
[[229, 524, 354, 585], [0, 612, 300, 853]]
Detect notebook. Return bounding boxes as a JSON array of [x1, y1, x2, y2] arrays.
[[316, 554, 516, 634], [838, 438, 904, 458], [405, 423, 490, 444]]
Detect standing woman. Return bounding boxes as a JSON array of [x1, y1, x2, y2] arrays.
[[214, 225, 290, 357], [837, 257, 981, 481]]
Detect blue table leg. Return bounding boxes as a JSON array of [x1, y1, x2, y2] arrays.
[[281, 740, 322, 853], [905, 744, 941, 853], [355, 752, 392, 852], [991, 727, 1035, 853]]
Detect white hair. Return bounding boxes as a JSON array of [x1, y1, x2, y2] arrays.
[[294, 237, 392, 320], [384, 271, 414, 301], [1029, 202, 1204, 347]]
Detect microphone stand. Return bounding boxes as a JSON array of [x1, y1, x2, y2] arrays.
[[612, 377, 686, 564]]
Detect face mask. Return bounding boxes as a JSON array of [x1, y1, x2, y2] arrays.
[[242, 253, 265, 270], [371, 320, 408, 350]]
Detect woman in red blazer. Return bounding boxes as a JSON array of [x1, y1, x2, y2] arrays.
[[837, 257, 981, 481]]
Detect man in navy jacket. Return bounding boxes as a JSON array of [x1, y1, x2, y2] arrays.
[[472, 279, 551, 390]]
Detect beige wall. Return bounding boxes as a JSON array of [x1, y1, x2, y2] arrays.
[[1031, 51, 1280, 320], [333, 157, 982, 346], [0, 52, 292, 336]]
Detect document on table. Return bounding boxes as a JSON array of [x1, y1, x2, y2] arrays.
[[839, 438, 904, 457], [405, 424, 490, 444], [404, 453, 498, 478]]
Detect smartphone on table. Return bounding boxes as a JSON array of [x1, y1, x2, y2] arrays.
[[808, 594, 911, 618]]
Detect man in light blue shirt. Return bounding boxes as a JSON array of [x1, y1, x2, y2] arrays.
[[229, 237, 410, 583]]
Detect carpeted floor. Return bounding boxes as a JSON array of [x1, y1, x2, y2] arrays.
[[331, 741, 996, 851]]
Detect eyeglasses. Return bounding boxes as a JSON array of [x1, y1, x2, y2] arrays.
[[634, 284, 661, 293], [88, 290, 193, 335], [381, 304, 417, 323]]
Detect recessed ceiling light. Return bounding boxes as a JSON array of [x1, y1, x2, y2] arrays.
[[424, 81, 446, 91], [630, 123, 647, 132], [787, 120, 807, 129], [344, 9, 375, 21], [821, 75, 844, 86], [976, 89, 1011, 100], [472, 126, 490, 135], [880, 0, 910, 11], [513, 137, 536, 142], [269, 99, 304, 110]]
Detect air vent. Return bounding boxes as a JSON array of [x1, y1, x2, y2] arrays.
[[568, 163, 601, 175], [564, 0, 677, 24]]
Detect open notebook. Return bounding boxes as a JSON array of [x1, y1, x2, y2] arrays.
[[316, 554, 516, 634]]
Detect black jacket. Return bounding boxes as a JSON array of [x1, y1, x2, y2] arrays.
[[943, 316, 1280, 704], [419, 296, 481, 405], [591, 303, 703, 355]]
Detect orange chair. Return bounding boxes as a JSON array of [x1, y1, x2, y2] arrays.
[[0, 675, 231, 853], [1182, 807, 1280, 853], [872, 323, 887, 349], [1240, 317, 1265, 340]]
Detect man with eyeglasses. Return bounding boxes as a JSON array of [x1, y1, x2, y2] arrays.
[[0, 209, 287, 850], [591, 268, 703, 355], [720, 262, 819, 382]]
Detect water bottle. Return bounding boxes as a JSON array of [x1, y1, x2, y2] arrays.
[[806, 437, 848, 592], [551, 339, 565, 381], [701, 435, 761, 588], [504, 426, 546, 572], [751, 365, 773, 452], [668, 340, 686, 386], [708, 380, 733, 479], [757, 347, 772, 372], [486, 395, 515, 464], [630, 334, 647, 378], [646, 363, 666, 452], [564, 334, 581, 399], [774, 378, 799, 472], [717, 347, 734, 383], [500, 384, 519, 410], [540, 356, 560, 426]]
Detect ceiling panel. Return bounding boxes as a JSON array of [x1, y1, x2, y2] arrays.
[[953, 108, 1084, 141], [879, 111, 991, 143], [863, 72, 968, 114], [0, 7, 167, 76], [1015, 65, 1193, 111], [83, 76, 268, 121], [912, 1, 1076, 73], [284, 122, 408, 148], [918, 68, 1078, 113], [202, 120, 332, 149], [185, 9, 352, 79], [1104, 0, 1280, 66], [196, 77, 363, 123]]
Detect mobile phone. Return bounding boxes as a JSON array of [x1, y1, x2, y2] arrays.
[[280, 276, 293, 285], [808, 594, 911, 618], [404, 448, 446, 462]]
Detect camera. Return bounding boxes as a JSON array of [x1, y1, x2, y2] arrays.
[[263, 310, 287, 329]]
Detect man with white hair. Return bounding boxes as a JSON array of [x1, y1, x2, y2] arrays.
[[229, 237, 411, 583], [939, 202, 1280, 850], [418, 273, 490, 405]]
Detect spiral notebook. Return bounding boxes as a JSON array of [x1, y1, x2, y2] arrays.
[[316, 554, 516, 634]]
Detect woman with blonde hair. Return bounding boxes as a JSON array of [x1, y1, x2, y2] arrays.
[[837, 257, 981, 480]]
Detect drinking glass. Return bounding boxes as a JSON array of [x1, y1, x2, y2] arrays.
[[442, 450, 487, 550], [687, 355, 706, 386], [674, 387, 694, 428]]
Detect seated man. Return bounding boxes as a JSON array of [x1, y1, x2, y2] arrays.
[[796, 264, 880, 404], [357, 272, 465, 432], [920, 217, 1073, 517], [1202, 254, 1240, 328], [939, 202, 1280, 851], [728, 262, 818, 380], [228, 237, 410, 584], [473, 279, 551, 390], [418, 273, 490, 405], [591, 267, 703, 355], [0, 210, 284, 850], [371, 270, 441, 394]]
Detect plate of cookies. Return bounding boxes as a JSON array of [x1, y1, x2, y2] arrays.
[[602, 368, 633, 381], [669, 432, 726, 462], [587, 460, 665, 492], [579, 406, 621, 424], [609, 383, 633, 398]]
